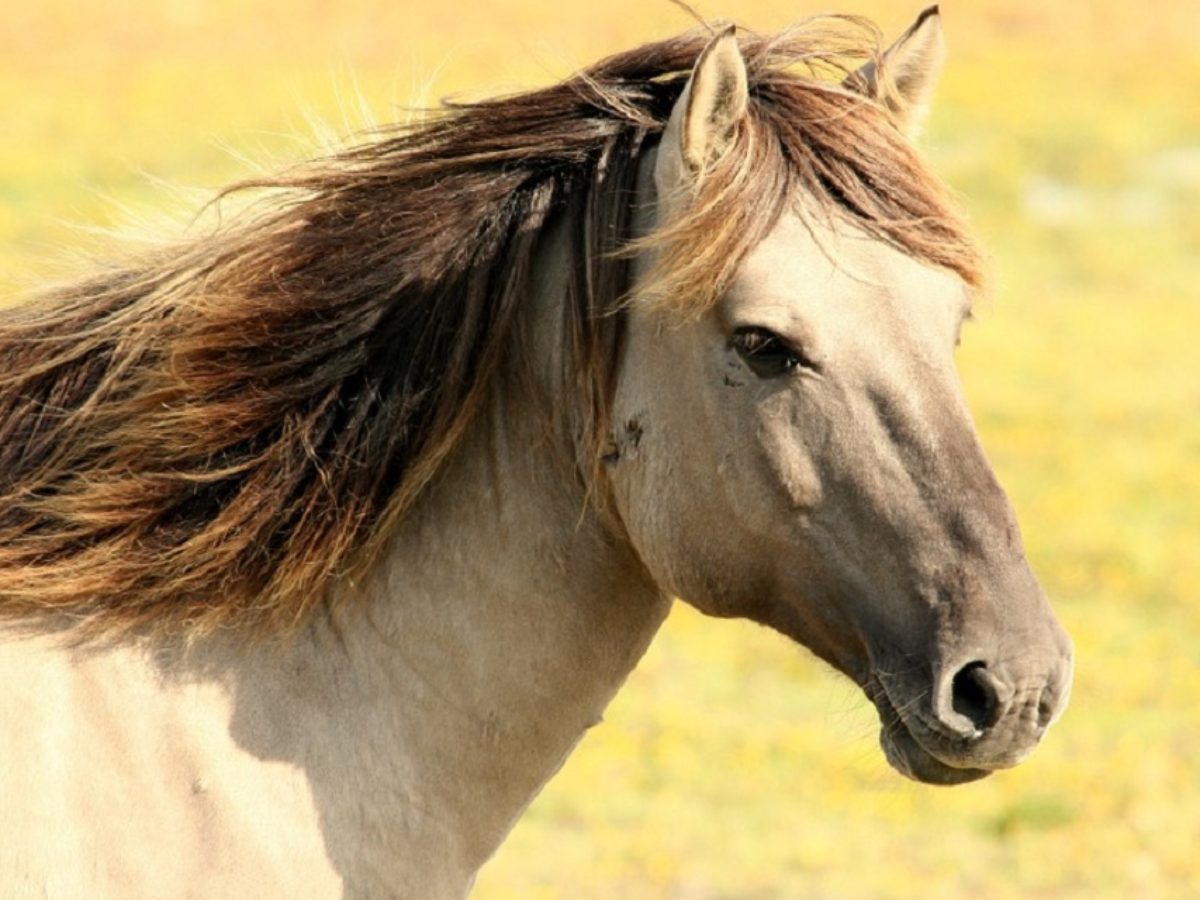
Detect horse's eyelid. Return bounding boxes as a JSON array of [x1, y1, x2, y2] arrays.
[[730, 328, 822, 378]]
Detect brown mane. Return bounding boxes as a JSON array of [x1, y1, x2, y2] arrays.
[[0, 19, 983, 638]]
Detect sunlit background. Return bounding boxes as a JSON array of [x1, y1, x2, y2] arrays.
[[2, 1, 1197, 897]]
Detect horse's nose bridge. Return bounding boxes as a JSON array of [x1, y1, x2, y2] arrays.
[[864, 376, 1016, 556]]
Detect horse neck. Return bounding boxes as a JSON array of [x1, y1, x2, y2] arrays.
[[209, 217, 670, 894]]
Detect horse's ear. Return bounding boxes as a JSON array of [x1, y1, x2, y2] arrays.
[[845, 6, 945, 138], [656, 26, 748, 193]]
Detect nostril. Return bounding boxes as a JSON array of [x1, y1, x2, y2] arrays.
[[1037, 690, 1054, 728], [951, 661, 1000, 732]]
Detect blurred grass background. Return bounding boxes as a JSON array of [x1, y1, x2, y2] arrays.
[[2, 1, 1197, 897]]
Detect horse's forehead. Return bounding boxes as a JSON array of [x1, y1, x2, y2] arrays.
[[725, 211, 967, 335]]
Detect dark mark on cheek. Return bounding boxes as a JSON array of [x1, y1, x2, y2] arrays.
[[602, 416, 646, 466], [625, 417, 643, 449]]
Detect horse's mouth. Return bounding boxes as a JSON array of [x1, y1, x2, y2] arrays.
[[867, 677, 992, 786]]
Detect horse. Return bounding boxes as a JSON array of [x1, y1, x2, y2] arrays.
[[0, 8, 1072, 897]]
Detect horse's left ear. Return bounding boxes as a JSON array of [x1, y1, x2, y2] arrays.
[[656, 26, 748, 194], [845, 6, 946, 138]]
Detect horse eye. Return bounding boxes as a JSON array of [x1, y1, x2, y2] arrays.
[[730, 326, 816, 379]]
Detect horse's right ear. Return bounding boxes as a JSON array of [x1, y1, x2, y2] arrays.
[[655, 26, 748, 197]]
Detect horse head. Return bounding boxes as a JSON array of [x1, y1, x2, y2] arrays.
[[609, 11, 1073, 785]]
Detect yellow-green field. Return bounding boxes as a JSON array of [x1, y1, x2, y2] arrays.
[[2, 2, 1197, 897]]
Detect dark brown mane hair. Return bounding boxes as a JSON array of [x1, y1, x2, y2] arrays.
[[0, 18, 983, 638]]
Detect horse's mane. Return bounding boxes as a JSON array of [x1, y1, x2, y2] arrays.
[[0, 19, 983, 638]]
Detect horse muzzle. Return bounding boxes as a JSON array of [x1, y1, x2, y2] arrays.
[[866, 641, 1074, 786]]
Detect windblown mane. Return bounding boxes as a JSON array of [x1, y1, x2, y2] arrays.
[[0, 19, 983, 638]]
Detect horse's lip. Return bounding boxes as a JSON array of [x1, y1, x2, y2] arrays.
[[866, 675, 992, 786], [878, 718, 991, 785]]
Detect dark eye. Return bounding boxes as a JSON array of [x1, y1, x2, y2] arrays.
[[730, 326, 817, 379]]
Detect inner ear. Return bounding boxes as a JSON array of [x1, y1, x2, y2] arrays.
[[656, 26, 749, 193], [681, 28, 749, 172]]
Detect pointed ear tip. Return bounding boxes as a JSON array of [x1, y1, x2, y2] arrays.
[[711, 25, 743, 56], [698, 25, 746, 78], [916, 6, 942, 28]]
